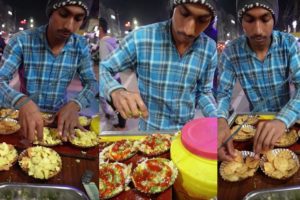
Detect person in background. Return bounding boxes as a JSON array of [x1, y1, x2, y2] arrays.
[[217, 0, 300, 161], [99, 17, 126, 129], [100, 0, 218, 130], [0, 0, 97, 141]]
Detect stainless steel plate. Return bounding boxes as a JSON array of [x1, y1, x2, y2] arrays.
[[243, 185, 300, 200], [0, 183, 89, 200]]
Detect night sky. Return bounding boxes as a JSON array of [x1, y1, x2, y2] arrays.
[[2, 0, 99, 27]]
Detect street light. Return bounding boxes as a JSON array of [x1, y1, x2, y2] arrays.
[[230, 19, 236, 24], [1, 24, 5, 28], [292, 20, 297, 32], [110, 14, 116, 20], [8, 11, 13, 16]]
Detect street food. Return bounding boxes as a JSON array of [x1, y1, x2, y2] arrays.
[[0, 108, 19, 119], [99, 162, 131, 199], [78, 116, 91, 127], [18, 146, 62, 179], [33, 127, 62, 146], [230, 124, 256, 141], [261, 149, 299, 179], [235, 115, 258, 125], [69, 129, 98, 148], [138, 134, 171, 156], [101, 140, 139, 162], [0, 118, 20, 134], [131, 158, 178, 194], [220, 150, 259, 182], [0, 142, 18, 171], [275, 129, 298, 147]]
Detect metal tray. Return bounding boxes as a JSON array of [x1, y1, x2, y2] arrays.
[[0, 183, 89, 200], [100, 130, 179, 136], [228, 112, 277, 127], [243, 185, 300, 200]]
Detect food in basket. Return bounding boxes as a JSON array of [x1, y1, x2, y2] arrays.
[[230, 124, 256, 141], [0, 142, 18, 171], [101, 140, 139, 162], [220, 150, 259, 182], [275, 130, 298, 147], [0, 118, 21, 134], [138, 134, 171, 156], [260, 149, 299, 179], [235, 115, 258, 125], [69, 129, 98, 148], [99, 162, 131, 199], [131, 158, 178, 194], [78, 116, 91, 127], [0, 108, 19, 119], [33, 127, 62, 146], [18, 146, 62, 179]]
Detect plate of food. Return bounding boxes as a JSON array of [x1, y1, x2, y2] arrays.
[[220, 150, 260, 182], [0, 118, 21, 135], [69, 129, 99, 148], [131, 158, 178, 194], [33, 127, 62, 147], [101, 140, 139, 162], [230, 124, 256, 142], [18, 146, 62, 180], [99, 162, 131, 199], [260, 149, 299, 180], [0, 142, 18, 171], [0, 108, 19, 119], [275, 130, 298, 148], [138, 134, 171, 156], [235, 115, 258, 125]]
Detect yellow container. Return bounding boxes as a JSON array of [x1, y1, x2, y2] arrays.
[[171, 118, 217, 200]]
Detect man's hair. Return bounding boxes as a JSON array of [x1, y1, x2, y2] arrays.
[[99, 17, 108, 34]]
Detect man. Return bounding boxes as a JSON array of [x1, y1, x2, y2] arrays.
[[100, 0, 218, 130], [217, 0, 300, 161], [0, 0, 97, 141], [99, 17, 126, 129]]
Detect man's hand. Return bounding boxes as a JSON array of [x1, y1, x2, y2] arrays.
[[218, 118, 236, 161], [253, 119, 286, 157], [56, 101, 84, 141], [110, 89, 148, 119], [18, 97, 43, 142]]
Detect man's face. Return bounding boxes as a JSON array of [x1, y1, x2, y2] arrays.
[[48, 5, 86, 41], [242, 7, 274, 48], [172, 3, 212, 45]]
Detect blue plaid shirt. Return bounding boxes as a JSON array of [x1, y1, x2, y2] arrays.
[[217, 31, 300, 128], [100, 20, 217, 130], [0, 25, 97, 112]]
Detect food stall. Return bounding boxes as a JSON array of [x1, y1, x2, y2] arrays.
[[99, 118, 218, 200], [218, 112, 300, 200], [0, 109, 99, 199]]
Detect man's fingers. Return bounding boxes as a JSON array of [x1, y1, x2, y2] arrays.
[[136, 99, 148, 118], [36, 120, 44, 141], [27, 121, 35, 142], [253, 122, 264, 153], [263, 128, 275, 151], [226, 139, 235, 157]]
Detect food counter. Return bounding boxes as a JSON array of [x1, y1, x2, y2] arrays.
[[218, 112, 300, 200]]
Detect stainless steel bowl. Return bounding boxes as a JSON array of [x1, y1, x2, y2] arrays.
[[0, 183, 89, 200]]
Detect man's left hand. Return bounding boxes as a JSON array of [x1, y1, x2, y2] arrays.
[[253, 119, 286, 157], [56, 101, 84, 141]]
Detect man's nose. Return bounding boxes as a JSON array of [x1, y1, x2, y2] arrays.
[[253, 21, 263, 35], [184, 19, 197, 37], [63, 18, 75, 32]]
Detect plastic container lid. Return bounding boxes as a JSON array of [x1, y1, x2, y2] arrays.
[[181, 118, 217, 160]]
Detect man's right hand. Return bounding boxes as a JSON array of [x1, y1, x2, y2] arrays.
[[110, 89, 148, 119], [218, 118, 236, 161], [17, 97, 43, 142]]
